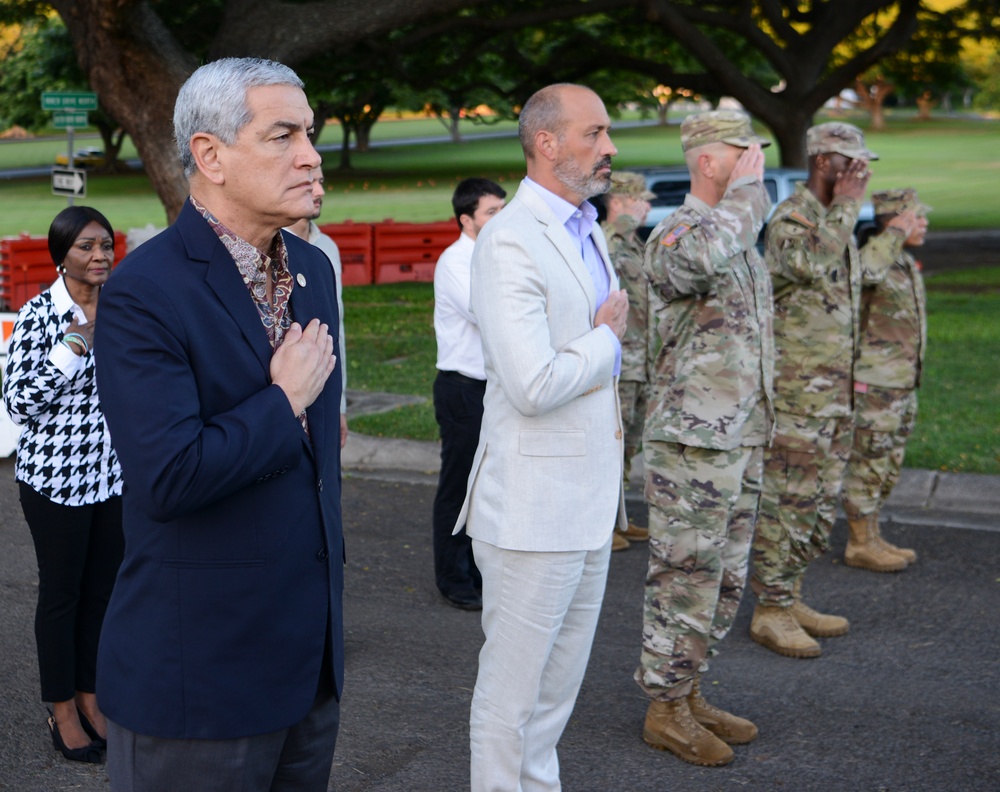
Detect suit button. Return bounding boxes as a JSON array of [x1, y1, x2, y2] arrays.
[[316, 548, 329, 561], [615, 429, 622, 439], [317, 478, 324, 492]]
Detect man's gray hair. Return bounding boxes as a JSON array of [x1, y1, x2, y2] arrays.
[[173, 57, 304, 178], [518, 83, 579, 159]]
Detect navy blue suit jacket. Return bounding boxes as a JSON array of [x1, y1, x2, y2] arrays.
[[95, 200, 344, 740]]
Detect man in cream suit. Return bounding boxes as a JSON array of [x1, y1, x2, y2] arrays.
[[457, 83, 629, 792]]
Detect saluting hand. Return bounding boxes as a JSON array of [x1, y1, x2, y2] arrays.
[[728, 143, 765, 186], [833, 158, 871, 202], [885, 208, 920, 239]]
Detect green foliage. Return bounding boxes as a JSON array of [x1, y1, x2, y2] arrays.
[[905, 267, 1000, 474], [969, 51, 1000, 110], [0, 0, 47, 27], [0, 16, 81, 131]]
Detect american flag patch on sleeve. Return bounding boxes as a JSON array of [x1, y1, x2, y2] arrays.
[[660, 223, 691, 247]]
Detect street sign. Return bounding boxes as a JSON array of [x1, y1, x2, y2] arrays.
[[41, 91, 98, 111], [52, 168, 87, 198], [52, 111, 89, 129]]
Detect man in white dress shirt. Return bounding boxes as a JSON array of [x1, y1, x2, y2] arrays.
[[286, 169, 348, 447], [431, 178, 507, 610], [457, 83, 629, 792]]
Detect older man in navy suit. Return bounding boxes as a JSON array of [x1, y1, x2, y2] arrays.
[[95, 58, 343, 792]]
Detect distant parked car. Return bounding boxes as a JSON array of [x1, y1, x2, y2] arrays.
[[54, 147, 106, 168], [634, 166, 876, 242]]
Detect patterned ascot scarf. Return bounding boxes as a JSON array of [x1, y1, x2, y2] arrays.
[[190, 196, 309, 435]]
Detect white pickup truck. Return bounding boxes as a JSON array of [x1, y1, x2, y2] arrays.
[[633, 166, 876, 243]]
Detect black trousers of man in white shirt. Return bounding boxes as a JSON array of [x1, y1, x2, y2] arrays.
[[432, 369, 485, 609]]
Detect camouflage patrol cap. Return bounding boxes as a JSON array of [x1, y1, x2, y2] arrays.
[[608, 171, 656, 200], [806, 122, 879, 161], [872, 188, 932, 217], [680, 110, 771, 152]]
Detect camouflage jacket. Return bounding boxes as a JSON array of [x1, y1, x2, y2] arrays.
[[766, 182, 889, 418], [641, 176, 775, 450], [855, 244, 927, 389], [602, 214, 653, 383]]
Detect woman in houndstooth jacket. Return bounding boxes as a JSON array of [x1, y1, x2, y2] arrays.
[[3, 206, 124, 764]]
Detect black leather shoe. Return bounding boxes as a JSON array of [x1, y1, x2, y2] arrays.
[[77, 708, 108, 750], [48, 716, 103, 763], [442, 589, 483, 611]]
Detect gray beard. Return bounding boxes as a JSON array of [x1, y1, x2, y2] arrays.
[[553, 158, 611, 200]]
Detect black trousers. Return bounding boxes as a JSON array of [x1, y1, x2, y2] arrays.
[[432, 370, 485, 598], [19, 482, 124, 703]]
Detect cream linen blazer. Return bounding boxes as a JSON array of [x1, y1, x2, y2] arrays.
[[455, 181, 627, 552]]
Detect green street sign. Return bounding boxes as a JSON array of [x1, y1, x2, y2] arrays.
[[53, 111, 89, 129], [41, 91, 98, 111]]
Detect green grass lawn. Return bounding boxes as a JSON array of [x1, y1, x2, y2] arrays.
[[345, 283, 439, 441], [1, 110, 998, 235], [903, 266, 1000, 474], [346, 270, 1000, 475]]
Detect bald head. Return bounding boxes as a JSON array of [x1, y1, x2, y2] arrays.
[[517, 84, 617, 205], [519, 84, 592, 160]]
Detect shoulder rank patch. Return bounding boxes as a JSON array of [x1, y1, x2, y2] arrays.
[[788, 211, 817, 229], [659, 223, 692, 247]]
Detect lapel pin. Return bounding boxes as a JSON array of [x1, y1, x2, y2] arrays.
[[296, 273, 307, 287]]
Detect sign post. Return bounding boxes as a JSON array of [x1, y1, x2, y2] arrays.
[[41, 91, 97, 207]]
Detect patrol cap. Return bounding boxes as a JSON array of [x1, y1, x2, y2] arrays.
[[608, 171, 656, 200], [872, 188, 932, 217], [680, 110, 771, 152], [806, 122, 879, 161]]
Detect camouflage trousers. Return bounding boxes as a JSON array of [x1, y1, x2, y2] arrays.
[[635, 441, 762, 700], [842, 385, 918, 519], [750, 411, 854, 607], [619, 379, 649, 482]]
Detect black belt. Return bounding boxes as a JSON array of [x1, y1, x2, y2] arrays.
[[439, 370, 486, 387]]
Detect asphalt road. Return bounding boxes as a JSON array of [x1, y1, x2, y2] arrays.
[[1, 462, 998, 791]]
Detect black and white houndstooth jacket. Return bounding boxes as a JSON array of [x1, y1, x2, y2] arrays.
[[3, 276, 122, 506]]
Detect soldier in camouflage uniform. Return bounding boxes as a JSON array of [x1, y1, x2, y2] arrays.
[[636, 110, 774, 767], [748, 122, 904, 658], [841, 188, 929, 571], [601, 172, 656, 551]]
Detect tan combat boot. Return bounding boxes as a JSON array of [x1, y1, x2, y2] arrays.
[[643, 697, 734, 766], [621, 522, 649, 542], [844, 515, 907, 572], [750, 603, 821, 658], [687, 678, 758, 744], [869, 513, 917, 564], [612, 531, 630, 552], [790, 578, 850, 637]]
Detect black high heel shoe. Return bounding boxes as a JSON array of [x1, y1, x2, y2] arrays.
[[76, 708, 108, 750], [47, 715, 103, 763]]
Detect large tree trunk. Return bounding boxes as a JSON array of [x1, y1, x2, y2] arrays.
[[767, 111, 814, 169], [916, 92, 936, 120], [854, 77, 894, 131], [51, 0, 194, 223], [50, 0, 487, 223], [639, 0, 921, 166], [338, 121, 352, 170]]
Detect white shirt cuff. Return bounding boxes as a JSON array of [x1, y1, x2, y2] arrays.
[[49, 341, 85, 379]]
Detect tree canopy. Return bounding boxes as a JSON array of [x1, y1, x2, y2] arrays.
[[3, 1, 993, 221]]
